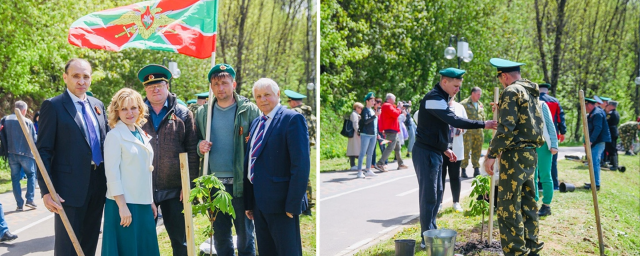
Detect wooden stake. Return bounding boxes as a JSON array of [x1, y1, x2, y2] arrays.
[[14, 109, 84, 256], [578, 91, 605, 256], [180, 153, 196, 256], [488, 87, 499, 243]]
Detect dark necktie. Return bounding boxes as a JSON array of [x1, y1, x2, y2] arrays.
[[248, 116, 269, 183], [78, 101, 103, 165]]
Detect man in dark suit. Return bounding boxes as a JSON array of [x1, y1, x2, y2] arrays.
[[243, 78, 310, 256], [37, 58, 108, 256]]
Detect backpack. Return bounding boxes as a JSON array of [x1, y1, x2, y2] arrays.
[[0, 117, 8, 160], [340, 115, 355, 138]]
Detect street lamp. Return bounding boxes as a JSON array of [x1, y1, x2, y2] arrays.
[[444, 35, 473, 100], [163, 57, 181, 92], [306, 82, 315, 108]]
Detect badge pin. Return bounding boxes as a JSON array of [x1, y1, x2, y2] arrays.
[[94, 106, 102, 115]]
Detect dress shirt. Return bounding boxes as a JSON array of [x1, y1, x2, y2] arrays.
[[67, 89, 101, 148], [249, 104, 281, 159], [145, 100, 169, 131]]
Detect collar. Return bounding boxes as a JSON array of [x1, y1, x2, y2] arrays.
[[264, 104, 282, 119], [145, 99, 169, 108], [67, 89, 87, 103], [434, 83, 451, 102]]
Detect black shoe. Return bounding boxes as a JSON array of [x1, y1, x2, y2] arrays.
[[473, 168, 480, 177], [15, 207, 23, 212], [0, 231, 17, 243], [302, 208, 312, 216], [583, 183, 600, 191], [538, 204, 551, 216], [25, 202, 37, 209], [406, 153, 411, 158], [460, 168, 468, 178]]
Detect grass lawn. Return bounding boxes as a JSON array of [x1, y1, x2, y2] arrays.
[[158, 149, 318, 255], [354, 154, 640, 256], [0, 159, 27, 194]]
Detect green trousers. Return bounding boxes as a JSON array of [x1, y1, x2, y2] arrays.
[[497, 148, 543, 256], [535, 142, 554, 205]]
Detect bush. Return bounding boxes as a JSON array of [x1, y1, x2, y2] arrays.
[[320, 109, 349, 160]]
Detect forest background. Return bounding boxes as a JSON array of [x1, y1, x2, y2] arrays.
[[0, 0, 317, 116], [320, 0, 640, 160]]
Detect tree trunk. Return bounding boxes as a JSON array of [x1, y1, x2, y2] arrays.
[[534, 0, 550, 84], [234, 0, 252, 94], [550, 0, 567, 97]]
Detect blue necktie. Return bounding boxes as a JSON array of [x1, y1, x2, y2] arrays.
[[78, 101, 103, 165], [249, 116, 268, 183]]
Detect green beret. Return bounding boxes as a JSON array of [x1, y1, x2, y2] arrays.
[[538, 83, 551, 88], [186, 99, 197, 104], [284, 89, 307, 100], [207, 64, 235, 82], [364, 92, 375, 102], [599, 96, 611, 101], [195, 92, 209, 99], [585, 98, 597, 104], [490, 58, 525, 77], [138, 64, 172, 85], [439, 68, 466, 79], [176, 98, 187, 107]]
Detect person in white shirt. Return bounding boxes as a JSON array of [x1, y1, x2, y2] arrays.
[[441, 99, 468, 212], [102, 88, 159, 256]]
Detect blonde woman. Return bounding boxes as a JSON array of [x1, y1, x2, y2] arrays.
[[101, 88, 159, 256]]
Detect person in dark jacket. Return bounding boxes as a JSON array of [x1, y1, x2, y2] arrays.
[[583, 98, 611, 190], [605, 101, 620, 170], [139, 64, 199, 256], [356, 92, 378, 178], [413, 67, 496, 248]]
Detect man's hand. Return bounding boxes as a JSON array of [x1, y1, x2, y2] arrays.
[[484, 120, 498, 130], [490, 102, 498, 113], [286, 212, 293, 218], [199, 140, 213, 154], [179, 189, 183, 201], [551, 148, 559, 155], [558, 134, 565, 143], [484, 157, 496, 176], [444, 149, 457, 162], [245, 210, 254, 220], [43, 193, 65, 214]]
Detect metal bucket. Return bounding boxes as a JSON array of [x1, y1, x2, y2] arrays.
[[422, 229, 457, 256]]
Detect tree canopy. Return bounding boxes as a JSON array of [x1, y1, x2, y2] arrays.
[[0, 0, 316, 117]]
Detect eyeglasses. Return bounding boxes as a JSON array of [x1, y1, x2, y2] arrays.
[[144, 83, 166, 90]]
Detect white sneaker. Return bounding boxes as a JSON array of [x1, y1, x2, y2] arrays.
[[420, 242, 426, 249], [365, 170, 377, 176], [453, 202, 463, 212], [350, 166, 358, 171], [356, 170, 365, 178]]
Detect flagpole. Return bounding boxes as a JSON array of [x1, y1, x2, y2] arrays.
[[202, 0, 219, 176]]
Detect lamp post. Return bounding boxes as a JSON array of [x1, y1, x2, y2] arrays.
[[307, 82, 315, 110], [635, 70, 640, 116], [444, 35, 473, 101], [163, 57, 181, 92]]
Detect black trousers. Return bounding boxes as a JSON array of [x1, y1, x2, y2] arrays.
[[441, 154, 462, 203], [54, 169, 106, 256], [605, 136, 618, 159], [155, 197, 188, 256]]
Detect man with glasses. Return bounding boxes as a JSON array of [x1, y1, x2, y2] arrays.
[[139, 64, 199, 256]]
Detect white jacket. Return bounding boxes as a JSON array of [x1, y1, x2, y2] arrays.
[[104, 121, 154, 204], [449, 101, 468, 160]]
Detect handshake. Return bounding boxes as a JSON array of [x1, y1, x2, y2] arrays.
[[484, 120, 498, 130]]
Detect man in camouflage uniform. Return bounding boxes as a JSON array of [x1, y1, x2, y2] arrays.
[[619, 121, 640, 155], [285, 89, 316, 216], [484, 58, 545, 256], [460, 87, 485, 178], [188, 92, 209, 115]]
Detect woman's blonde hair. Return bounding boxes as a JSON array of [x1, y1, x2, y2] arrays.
[[353, 102, 364, 110], [107, 88, 148, 128]]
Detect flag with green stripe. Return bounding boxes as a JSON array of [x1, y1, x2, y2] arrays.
[[69, 0, 218, 59]]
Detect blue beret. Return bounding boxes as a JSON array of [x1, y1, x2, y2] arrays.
[[439, 68, 466, 79], [208, 64, 236, 81]]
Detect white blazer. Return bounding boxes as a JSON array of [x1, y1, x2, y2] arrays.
[[104, 121, 154, 204], [449, 101, 468, 160]]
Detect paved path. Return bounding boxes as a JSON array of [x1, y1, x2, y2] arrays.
[[319, 146, 586, 256]]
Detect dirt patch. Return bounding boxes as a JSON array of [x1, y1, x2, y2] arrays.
[[455, 239, 503, 255]]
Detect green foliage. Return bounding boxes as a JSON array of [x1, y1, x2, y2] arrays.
[[0, 0, 314, 116], [189, 174, 235, 239], [320, 109, 348, 159], [467, 175, 491, 218]]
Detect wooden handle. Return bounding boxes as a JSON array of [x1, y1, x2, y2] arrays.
[[488, 86, 499, 243], [578, 91, 605, 256], [14, 108, 84, 256], [179, 153, 196, 256]]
